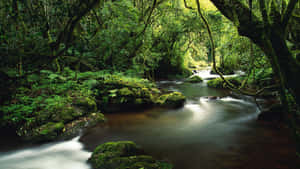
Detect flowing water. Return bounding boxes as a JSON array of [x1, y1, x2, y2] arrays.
[[0, 70, 299, 169]]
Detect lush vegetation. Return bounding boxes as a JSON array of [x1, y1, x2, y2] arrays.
[[0, 0, 300, 166]]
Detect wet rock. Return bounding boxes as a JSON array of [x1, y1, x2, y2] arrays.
[[156, 92, 186, 108], [16, 95, 104, 142], [18, 112, 106, 142], [20, 122, 65, 142], [88, 141, 172, 169], [185, 75, 203, 83], [207, 77, 241, 88], [207, 78, 225, 88], [94, 78, 186, 112], [204, 96, 220, 100], [61, 112, 106, 139]]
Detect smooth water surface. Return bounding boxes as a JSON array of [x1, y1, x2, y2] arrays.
[[1, 69, 299, 169]]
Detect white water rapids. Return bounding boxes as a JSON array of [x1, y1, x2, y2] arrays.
[[0, 137, 92, 169]]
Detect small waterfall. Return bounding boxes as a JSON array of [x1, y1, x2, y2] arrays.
[[193, 68, 245, 80], [0, 137, 92, 169]]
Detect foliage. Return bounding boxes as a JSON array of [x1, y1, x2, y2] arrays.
[[0, 68, 101, 141]]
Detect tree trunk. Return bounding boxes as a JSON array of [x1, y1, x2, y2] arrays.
[[257, 28, 300, 106], [209, 0, 300, 106]]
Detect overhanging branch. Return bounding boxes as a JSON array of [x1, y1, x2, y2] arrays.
[[282, 0, 299, 29]]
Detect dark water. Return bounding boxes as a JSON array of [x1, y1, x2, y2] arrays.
[[0, 71, 299, 169]]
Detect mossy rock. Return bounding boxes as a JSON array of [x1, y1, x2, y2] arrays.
[[39, 122, 64, 136], [156, 92, 186, 108], [85, 112, 106, 127], [207, 77, 241, 89], [93, 77, 186, 112], [20, 122, 65, 142], [207, 78, 225, 88], [96, 85, 157, 112], [185, 75, 203, 83], [89, 141, 172, 169], [61, 112, 106, 139]]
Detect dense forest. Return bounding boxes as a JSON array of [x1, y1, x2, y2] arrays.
[[0, 0, 299, 169]]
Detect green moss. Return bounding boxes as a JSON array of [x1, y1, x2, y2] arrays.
[[93, 141, 140, 156], [34, 122, 64, 141], [207, 78, 225, 88], [60, 112, 106, 139], [156, 92, 186, 108], [87, 112, 106, 126], [89, 141, 172, 169], [207, 77, 242, 88], [94, 75, 186, 112], [185, 75, 203, 83]]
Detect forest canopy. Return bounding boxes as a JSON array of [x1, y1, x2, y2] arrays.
[[0, 0, 299, 149]]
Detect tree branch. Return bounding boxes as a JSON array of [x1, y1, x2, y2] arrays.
[[183, 0, 194, 10], [282, 0, 298, 29], [210, 0, 264, 42]]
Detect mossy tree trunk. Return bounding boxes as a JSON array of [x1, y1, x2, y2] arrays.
[[210, 0, 300, 106]]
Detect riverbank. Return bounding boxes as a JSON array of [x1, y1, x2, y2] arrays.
[[1, 69, 299, 169], [0, 69, 186, 143]]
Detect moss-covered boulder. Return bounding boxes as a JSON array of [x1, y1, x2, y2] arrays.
[[89, 141, 172, 169], [156, 92, 186, 108], [14, 95, 104, 142], [207, 77, 242, 89], [207, 78, 225, 88], [61, 112, 106, 139], [185, 75, 203, 83], [19, 122, 64, 142], [93, 76, 186, 112], [18, 112, 105, 142]]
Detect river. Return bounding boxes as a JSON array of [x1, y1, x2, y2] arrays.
[[0, 69, 299, 169]]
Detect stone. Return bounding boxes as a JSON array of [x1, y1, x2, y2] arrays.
[[89, 141, 172, 169], [185, 75, 203, 83], [156, 92, 186, 108]]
